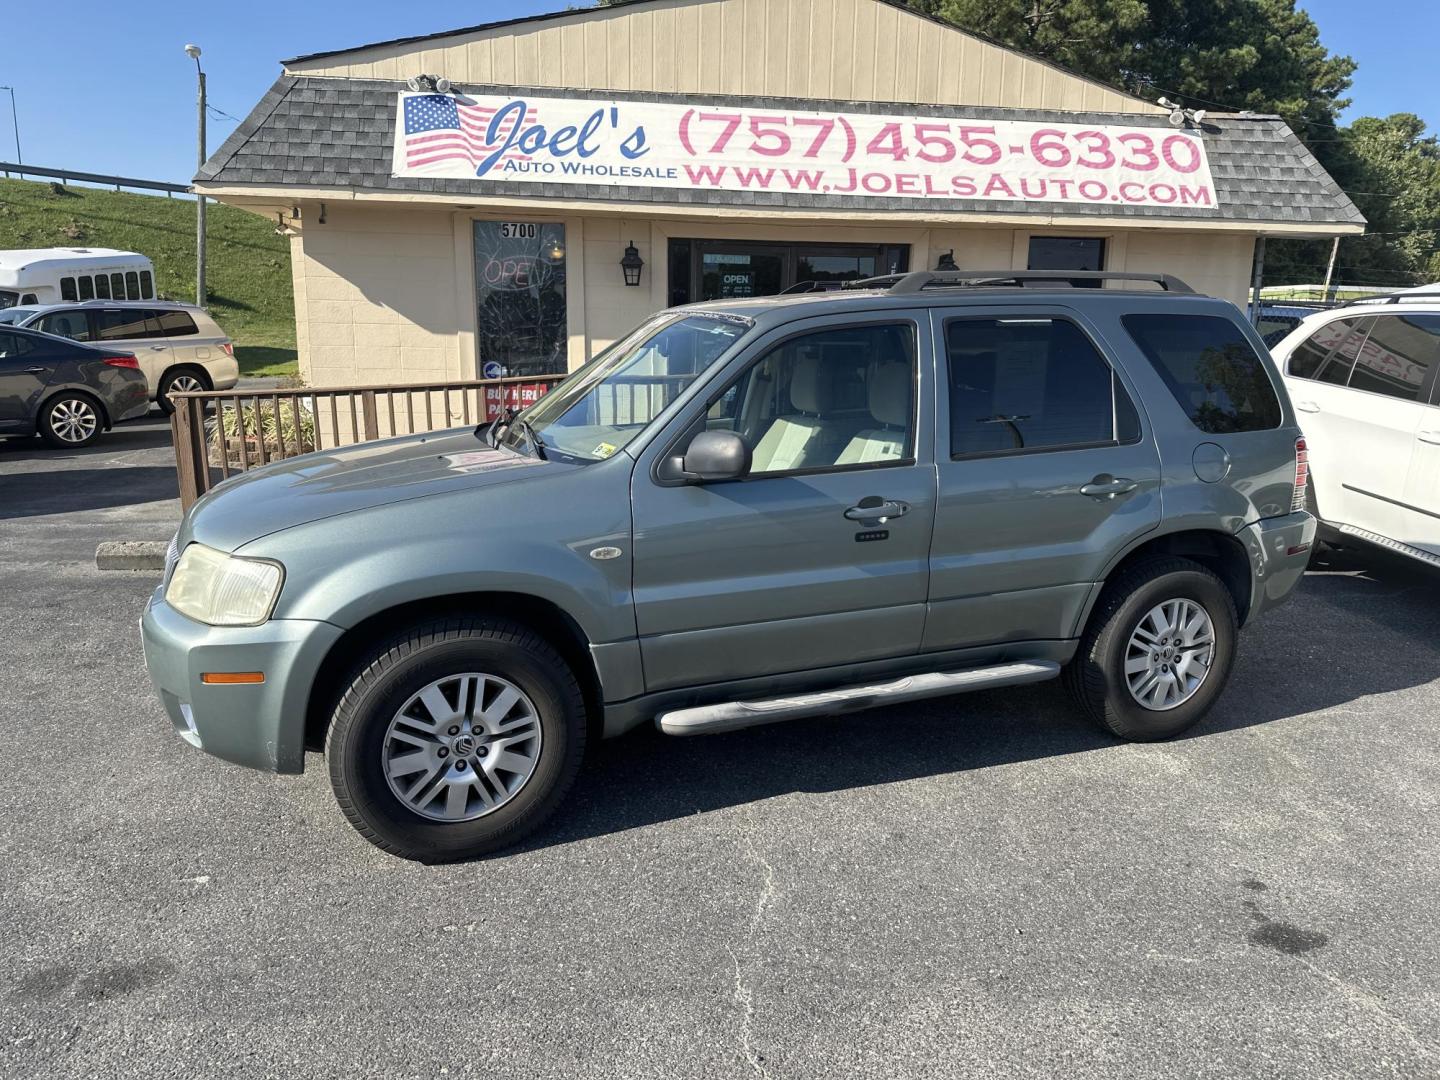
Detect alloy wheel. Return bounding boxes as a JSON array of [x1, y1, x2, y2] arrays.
[[382, 673, 542, 822], [49, 398, 99, 444], [1123, 598, 1216, 711]]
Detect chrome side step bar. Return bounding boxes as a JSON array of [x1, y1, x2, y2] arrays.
[[1336, 524, 1440, 568], [656, 661, 1061, 737]]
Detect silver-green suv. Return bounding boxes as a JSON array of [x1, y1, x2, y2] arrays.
[[140, 270, 1316, 861]]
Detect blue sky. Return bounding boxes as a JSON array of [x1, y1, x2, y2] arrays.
[[1, 0, 1434, 183]]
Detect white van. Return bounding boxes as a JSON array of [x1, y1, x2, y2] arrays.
[[0, 248, 158, 309]]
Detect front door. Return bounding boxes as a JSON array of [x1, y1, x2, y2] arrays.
[[631, 314, 937, 692], [926, 308, 1163, 651]]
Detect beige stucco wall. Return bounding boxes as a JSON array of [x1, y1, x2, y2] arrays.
[[285, 0, 1157, 115], [287, 202, 1257, 388]]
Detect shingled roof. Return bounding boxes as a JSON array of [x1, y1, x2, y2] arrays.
[[198, 76, 1365, 230]]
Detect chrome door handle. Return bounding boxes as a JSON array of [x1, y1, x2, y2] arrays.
[[1079, 475, 1139, 499], [845, 498, 910, 523], [150, 345, 168, 351], [1294, 400, 1320, 413], [23, 366, 47, 374], [1419, 431, 1440, 445]]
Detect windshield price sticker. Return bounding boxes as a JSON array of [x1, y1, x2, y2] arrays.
[[395, 92, 1217, 209]]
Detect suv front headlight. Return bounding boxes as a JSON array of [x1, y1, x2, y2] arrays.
[[165, 543, 284, 626]]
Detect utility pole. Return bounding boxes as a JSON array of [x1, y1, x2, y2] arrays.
[[1321, 236, 1341, 305], [0, 86, 20, 164], [185, 45, 207, 308]]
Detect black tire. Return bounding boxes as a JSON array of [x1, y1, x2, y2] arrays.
[[1064, 555, 1238, 741], [38, 390, 105, 448], [326, 617, 587, 862], [156, 366, 210, 414]]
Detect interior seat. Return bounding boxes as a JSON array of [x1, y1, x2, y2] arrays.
[[837, 361, 912, 465], [749, 355, 835, 472]]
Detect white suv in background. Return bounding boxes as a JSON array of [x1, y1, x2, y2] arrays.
[[0, 300, 238, 412], [1270, 294, 1440, 567]]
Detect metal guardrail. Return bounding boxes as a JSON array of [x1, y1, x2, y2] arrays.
[[0, 162, 191, 196], [169, 375, 565, 510]]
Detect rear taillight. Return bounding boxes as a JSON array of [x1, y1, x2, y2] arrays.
[[1292, 436, 1309, 512], [103, 356, 140, 369], [221, 342, 234, 357]]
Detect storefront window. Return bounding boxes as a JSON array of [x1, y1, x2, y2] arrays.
[[474, 221, 568, 377], [1028, 236, 1107, 288]]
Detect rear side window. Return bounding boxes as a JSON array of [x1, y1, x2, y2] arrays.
[[1122, 314, 1281, 434], [1346, 313, 1440, 402], [94, 273, 111, 300], [139, 270, 154, 299], [97, 309, 161, 341], [155, 310, 199, 337], [0, 331, 36, 358], [946, 316, 1140, 458], [110, 273, 125, 300], [60, 277, 77, 302], [124, 272, 140, 300], [1287, 317, 1368, 385], [77, 275, 95, 301]]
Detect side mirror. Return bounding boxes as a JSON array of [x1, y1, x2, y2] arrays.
[[662, 430, 751, 482]]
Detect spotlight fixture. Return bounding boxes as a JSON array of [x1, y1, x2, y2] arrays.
[[406, 74, 451, 94]]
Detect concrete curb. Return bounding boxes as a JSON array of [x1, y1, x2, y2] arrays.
[[96, 541, 169, 572]]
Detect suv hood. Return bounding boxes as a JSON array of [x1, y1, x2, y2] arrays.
[[186, 429, 567, 552]]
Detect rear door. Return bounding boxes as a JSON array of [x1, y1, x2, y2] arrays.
[[0, 331, 53, 429], [95, 308, 168, 390], [630, 313, 937, 692], [1286, 313, 1438, 542], [926, 307, 1162, 651]]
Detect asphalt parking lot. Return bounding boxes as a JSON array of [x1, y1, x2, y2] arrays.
[[2, 421, 1438, 1079]]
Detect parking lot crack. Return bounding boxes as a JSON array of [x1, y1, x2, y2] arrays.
[[728, 814, 777, 1079]]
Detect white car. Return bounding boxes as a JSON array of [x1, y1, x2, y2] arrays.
[[1270, 296, 1440, 566], [0, 300, 239, 412]]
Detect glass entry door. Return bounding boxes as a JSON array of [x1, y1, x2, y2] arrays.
[[671, 239, 908, 305], [697, 245, 787, 301]]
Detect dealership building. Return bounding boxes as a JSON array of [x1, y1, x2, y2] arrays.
[[198, 0, 1363, 389]]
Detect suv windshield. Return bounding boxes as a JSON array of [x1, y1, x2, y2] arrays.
[[507, 313, 752, 462]]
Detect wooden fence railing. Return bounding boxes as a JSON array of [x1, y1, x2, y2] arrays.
[[169, 375, 565, 510]]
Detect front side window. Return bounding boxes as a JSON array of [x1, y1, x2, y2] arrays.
[[97, 309, 161, 341], [947, 316, 1138, 457], [1346, 313, 1440, 402], [514, 314, 751, 463], [1123, 314, 1282, 434], [1287, 317, 1368, 385], [35, 312, 91, 341], [707, 323, 917, 476]]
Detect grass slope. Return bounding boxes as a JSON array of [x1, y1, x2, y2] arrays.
[[0, 178, 297, 379]]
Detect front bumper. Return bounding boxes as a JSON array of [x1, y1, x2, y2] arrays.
[[139, 587, 342, 773], [1238, 510, 1317, 623]]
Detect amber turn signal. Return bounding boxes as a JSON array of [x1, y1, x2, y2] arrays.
[[200, 672, 266, 685]]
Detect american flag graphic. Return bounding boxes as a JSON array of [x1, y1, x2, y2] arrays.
[[401, 95, 539, 174]]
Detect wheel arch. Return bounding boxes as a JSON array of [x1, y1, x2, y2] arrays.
[[304, 591, 603, 754], [38, 384, 112, 431], [1082, 527, 1254, 633], [162, 363, 213, 389]]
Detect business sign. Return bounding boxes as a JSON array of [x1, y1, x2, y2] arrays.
[[394, 92, 1218, 209]]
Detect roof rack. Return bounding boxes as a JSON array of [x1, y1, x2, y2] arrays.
[[845, 269, 1195, 294], [1341, 289, 1440, 308]]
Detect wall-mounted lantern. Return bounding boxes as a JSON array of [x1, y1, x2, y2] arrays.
[[935, 249, 958, 271], [620, 241, 645, 287]]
